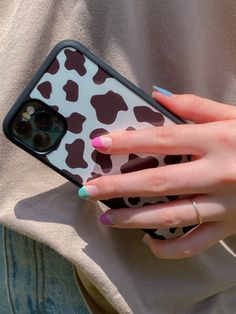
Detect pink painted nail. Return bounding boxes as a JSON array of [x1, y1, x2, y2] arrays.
[[92, 136, 112, 150], [99, 212, 116, 225]]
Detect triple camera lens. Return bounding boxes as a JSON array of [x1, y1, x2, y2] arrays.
[[34, 111, 53, 131], [14, 119, 32, 139], [33, 132, 52, 152], [12, 101, 66, 153]]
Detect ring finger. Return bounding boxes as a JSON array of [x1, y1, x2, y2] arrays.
[[99, 195, 225, 229]]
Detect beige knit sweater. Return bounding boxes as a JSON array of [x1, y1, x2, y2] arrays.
[[1, 1, 236, 313]]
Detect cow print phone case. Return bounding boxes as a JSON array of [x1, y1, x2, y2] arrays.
[[3, 40, 192, 240]]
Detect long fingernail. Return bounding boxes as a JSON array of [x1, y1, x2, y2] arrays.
[[78, 185, 98, 199], [100, 212, 116, 225], [152, 86, 172, 96], [92, 136, 112, 150]]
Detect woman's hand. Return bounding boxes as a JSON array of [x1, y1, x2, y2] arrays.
[[79, 89, 236, 259]]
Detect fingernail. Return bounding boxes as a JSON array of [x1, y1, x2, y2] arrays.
[[92, 136, 112, 150], [152, 86, 172, 96], [78, 185, 98, 199], [100, 212, 116, 225], [142, 235, 150, 246]]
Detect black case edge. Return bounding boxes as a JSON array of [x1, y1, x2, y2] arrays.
[[3, 39, 185, 190]]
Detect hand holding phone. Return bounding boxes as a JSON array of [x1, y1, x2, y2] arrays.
[[3, 40, 191, 240]]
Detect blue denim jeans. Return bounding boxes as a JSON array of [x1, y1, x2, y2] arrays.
[[0, 224, 90, 313]]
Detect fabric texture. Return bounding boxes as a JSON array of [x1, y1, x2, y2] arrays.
[[1, 1, 236, 313]]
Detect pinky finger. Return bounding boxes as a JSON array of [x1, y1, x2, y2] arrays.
[[143, 222, 225, 259]]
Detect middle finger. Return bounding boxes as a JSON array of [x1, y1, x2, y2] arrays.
[[80, 160, 214, 200]]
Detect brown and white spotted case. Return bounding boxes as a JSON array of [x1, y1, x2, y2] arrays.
[[4, 40, 193, 240]]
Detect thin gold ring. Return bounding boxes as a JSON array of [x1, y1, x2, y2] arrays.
[[190, 199, 203, 225]]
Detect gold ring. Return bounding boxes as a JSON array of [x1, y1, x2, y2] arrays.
[[190, 199, 203, 225]]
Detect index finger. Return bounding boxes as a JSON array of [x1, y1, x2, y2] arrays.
[[91, 124, 211, 155]]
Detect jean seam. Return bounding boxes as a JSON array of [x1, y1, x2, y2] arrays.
[[39, 244, 46, 314], [3, 227, 16, 314], [73, 266, 92, 314], [34, 241, 47, 314], [33, 241, 40, 314]]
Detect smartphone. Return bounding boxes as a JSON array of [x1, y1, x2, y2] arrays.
[[3, 40, 192, 240]]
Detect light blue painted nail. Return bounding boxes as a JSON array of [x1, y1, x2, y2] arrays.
[[152, 86, 172, 96], [78, 186, 91, 199]]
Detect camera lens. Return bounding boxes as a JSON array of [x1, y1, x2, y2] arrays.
[[34, 111, 53, 131], [33, 132, 52, 152], [14, 119, 32, 139]]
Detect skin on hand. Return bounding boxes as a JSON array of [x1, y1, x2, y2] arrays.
[[79, 90, 236, 259]]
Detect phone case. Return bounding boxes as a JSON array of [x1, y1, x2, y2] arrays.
[[3, 40, 193, 240]]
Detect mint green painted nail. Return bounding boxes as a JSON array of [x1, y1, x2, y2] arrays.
[[78, 185, 98, 199], [78, 186, 91, 199], [152, 86, 172, 96]]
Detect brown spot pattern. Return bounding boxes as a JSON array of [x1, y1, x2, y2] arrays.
[[133, 106, 164, 126], [89, 128, 109, 139], [87, 172, 102, 182], [104, 197, 128, 209], [47, 58, 59, 75], [64, 49, 86, 76], [65, 139, 88, 169], [121, 154, 159, 174], [91, 91, 128, 124], [128, 197, 141, 205], [66, 112, 85, 134], [62, 169, 83, 184], [167, 195, 179, 201], [126, 127, 136, 131], [63, 80, 79, 102], [91, 150, 112, 173], [93, 68, 110, 84], [164, 155, 182, 165], [37, 81, 52, 99]]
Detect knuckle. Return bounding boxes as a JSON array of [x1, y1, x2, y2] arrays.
[[159, 209, 178, 227], [155, 127, 174, 148], [149, 173, 172, 194]]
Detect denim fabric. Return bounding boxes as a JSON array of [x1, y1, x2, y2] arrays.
[[0, 225, 90, 314]]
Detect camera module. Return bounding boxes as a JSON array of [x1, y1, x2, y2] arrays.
[[34, 111, 53, 131], [13, 118, 32, 139], [33, 132, 52, 152]]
